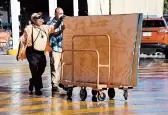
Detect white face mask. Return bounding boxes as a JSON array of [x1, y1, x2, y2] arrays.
[[58, 14, 63, 18]]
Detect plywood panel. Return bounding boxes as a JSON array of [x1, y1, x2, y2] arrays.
[[62, 14, 142, 87], [130, 14, 143, 86]]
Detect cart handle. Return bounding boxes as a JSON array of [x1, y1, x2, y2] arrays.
[[71, 34, 111, 88], [61, 49, 99, 83]]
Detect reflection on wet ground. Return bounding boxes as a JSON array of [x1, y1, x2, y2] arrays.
[[0, 56, 168, 115]]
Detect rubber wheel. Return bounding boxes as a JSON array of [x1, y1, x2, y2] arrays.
[[108, 88, 115, 100], [123, 90, 128, 100], [67, 87, 73, 100], [92, 96, 97, 102], [80, 88, 87, 101], [97, 92, 106, 101], [92, 89, 98, 96]]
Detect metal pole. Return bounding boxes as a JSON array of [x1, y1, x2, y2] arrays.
[[10, 0, 20, 50]]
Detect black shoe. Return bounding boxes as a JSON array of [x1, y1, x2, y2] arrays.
[[58, 83, 64, 88], [58, 83, 68, 91], [29, 78, 33, 92], [35, 90, 42, 95], [52, 86, 59, 92]]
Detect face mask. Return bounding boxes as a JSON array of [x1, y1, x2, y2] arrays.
[[58, 14, 63, 19]]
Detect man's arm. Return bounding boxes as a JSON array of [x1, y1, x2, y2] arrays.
[[54, 19, 62, 29], [47, 16, 65, 34], [50, 30, 62, 37], [53, 16, 65, 29], [51, 25, 65, 37], [16, 29, 28, 61]]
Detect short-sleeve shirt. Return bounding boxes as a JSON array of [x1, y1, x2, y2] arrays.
[[47, 18, 63, 53], [20, 24, 55, 51]]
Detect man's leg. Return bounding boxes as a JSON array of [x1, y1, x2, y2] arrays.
[[27, 53, 39, 92], [36, 54, 46, 90], [50, 51, 61, 91]]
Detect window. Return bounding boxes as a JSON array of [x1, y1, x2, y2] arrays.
[[165, 18, 168, 24], [143, 20, 166, 28]]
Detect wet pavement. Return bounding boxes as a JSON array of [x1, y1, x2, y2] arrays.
[[0, 55, 168, 115]]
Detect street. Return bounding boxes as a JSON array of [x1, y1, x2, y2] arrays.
[[0, 55, 168, 115]]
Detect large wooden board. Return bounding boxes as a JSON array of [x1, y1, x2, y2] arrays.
[[62, 14, 142, 87]]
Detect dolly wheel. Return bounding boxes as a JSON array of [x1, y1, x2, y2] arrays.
[[67, 87, 73, 100], [80, 87, 87, 101], [108, 88, 115, 100], [92, 89, 98, 96], [123, 90, 128, 100], [97, 92, 106, 101]]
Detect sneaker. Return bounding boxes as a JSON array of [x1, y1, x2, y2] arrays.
[[29, 78, 33, 92], [35, 90, 42, 95], [52, 86, 59, 92]]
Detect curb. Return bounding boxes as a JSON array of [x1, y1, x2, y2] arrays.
[[7, 50, 18, 56]]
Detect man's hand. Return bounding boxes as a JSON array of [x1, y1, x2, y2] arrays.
[[61, 25, 65, 31]]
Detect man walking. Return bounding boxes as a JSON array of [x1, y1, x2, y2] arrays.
[[17, 12, 63, 95], [47, 7, 65, 92]]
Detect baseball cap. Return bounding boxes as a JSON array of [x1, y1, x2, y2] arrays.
[[31, 12, 42, 22]]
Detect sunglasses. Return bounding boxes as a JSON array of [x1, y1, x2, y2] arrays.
[[34, 16, 43, 20]]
